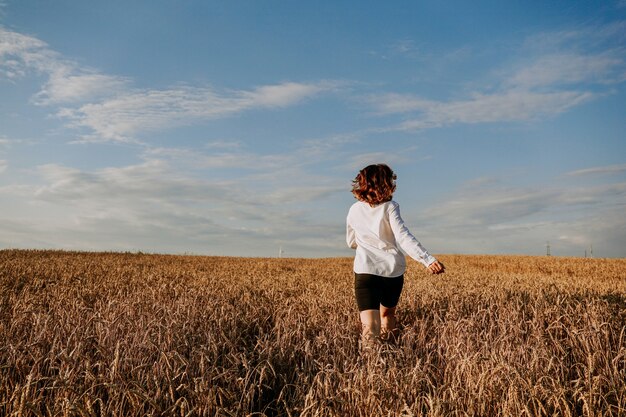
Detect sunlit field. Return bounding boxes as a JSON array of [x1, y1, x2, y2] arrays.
[[1, 250, 625, 416]]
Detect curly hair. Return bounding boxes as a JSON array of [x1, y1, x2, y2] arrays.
[[351, 164, 397, 206]]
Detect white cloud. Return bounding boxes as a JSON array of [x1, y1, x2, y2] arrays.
[[33, 159, 238, 204], [378, 90, 594, 131], [14, 159, 252, 245], [389, 39, 421, 59], [422, 187, 558, 227], [0, 159, 6, 173], [368, 38, 428, 61], [0, 26, 129, 103], [204, 140, 243, 150], [523, 21, 626, 52], [557, 234, 587, 246], [506, 52, 625, 89], [364, 22, 625, 132], [243, 81, 337, 107], [510, 22, 626, 88], [1, 27, 339, 142], [0, 134, 354, 255], [0, 27, 53, 78], [367, 93, 434, 115], [140, 135, 356, 192], [58, 81, 336, 142], [487, 221, 552, 232], [34, 71, 130, 105], [566, 163, 626, 176], [424, 180, 626, 227], [412, 176, 626, 257]]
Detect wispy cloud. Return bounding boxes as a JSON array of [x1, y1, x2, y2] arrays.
[[369, 39, 417, 60], [0, 27, 52, 79], [242, 82, 337, 107], [59, 81, 338, 142], [0, 27, 129, 103], [422, 185, 560, 227], [1, 26, 341, 143], [139, 133, 360, 201], [365, 22, 625, 132], [388, 39, 422, 59], [566, 163, 626, 176], [508, 22, 626, 88], [367, 86, 599, 132], [4, 159, 250, 244], [204, 140, 243, 150], [523, 21, 626, 52], [506, 52, 625, 88], [414, 176, 626, 256], [422, 179, 626, 228], [31, 160, 242, 210], [14, 162, 624, 256], [0, 134, 354, 254], [34, 72, 131, 105], [379, 90, 594, 130], [143, 146, 293, 170]]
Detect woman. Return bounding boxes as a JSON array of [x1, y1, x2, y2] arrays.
[[346, 164, 444, 346]]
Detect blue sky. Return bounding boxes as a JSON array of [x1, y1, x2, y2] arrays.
[[1, 1, 625, 258]]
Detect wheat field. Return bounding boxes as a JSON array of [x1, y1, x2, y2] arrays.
[[1, 249, 625, 416]]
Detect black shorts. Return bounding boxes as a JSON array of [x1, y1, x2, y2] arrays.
[[354, 273, 404, 311]]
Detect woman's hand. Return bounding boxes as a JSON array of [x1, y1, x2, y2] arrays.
[[428, 260, 445, 274]]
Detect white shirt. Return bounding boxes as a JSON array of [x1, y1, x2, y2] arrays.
[[346, 200, 436, 277]]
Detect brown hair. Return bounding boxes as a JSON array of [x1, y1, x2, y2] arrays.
[[351, 164, 397, 206]]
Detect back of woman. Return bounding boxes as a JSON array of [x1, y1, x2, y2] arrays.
[[346, 164, 444, 348]]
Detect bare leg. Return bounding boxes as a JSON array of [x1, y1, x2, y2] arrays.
[[380, 305, 398, 342], [359, 309, 380, 347]]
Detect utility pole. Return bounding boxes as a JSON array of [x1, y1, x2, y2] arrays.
[[546, 241, 551, 256], [590, 244, 593, 258]]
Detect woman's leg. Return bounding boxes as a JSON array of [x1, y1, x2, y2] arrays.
[[355, 274, 382, 346], [379, 275, 403, 342], [359, 309, 381, 344], [380, 305, 398, 341]]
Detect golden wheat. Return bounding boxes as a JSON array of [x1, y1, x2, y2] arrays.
[[1, 250, 625, 416]]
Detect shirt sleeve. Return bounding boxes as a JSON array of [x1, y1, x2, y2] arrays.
[[388, 202, 436, 267], [346, 220, 357, 249]]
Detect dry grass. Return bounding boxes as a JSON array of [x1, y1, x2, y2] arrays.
[[1, 249, 625, 416]]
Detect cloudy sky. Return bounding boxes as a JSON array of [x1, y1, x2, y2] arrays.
[[1, 1, 625, 258]]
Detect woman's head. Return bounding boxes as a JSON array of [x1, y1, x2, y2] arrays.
[[351, 164, 397, 206]]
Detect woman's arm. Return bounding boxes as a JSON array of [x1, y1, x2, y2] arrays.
[[388, 202, 437, 268], [346, 222, 357, 249]]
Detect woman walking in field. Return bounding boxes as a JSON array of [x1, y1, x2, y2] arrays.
[[347, 164, 444, 347]]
